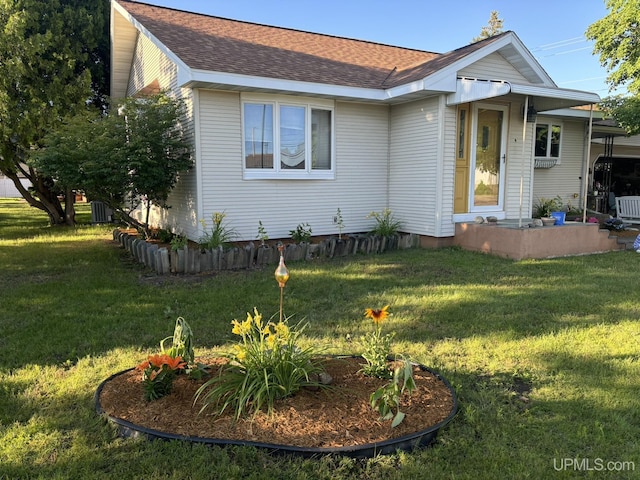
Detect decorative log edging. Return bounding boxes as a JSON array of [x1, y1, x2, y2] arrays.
[[113, 230, 420, 275]]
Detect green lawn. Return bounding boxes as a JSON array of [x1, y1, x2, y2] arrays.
[[1, 197, 639, 479]]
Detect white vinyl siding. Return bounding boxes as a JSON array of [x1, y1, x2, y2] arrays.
[[110, 8, 138, 99], [127, 34, 178, 96], [533, 118, 586, 210], [123, 31, 198, 238], [459, 52, 531, 84], [389, 97, 441, 236], [502, 98, 534, 219], [440, 102, 458, 236], [194, 92, 390, 241]]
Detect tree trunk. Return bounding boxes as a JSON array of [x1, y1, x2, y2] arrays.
[[3, 169, 68, 226], [64, 187, 76, 226]]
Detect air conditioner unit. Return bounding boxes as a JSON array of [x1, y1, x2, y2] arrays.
[[90, 201, 113, 224]]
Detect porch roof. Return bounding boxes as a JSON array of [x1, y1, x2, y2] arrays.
[[446, 78, 600, 111]]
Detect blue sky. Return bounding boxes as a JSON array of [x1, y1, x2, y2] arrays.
[[145, 0, 619, 99]]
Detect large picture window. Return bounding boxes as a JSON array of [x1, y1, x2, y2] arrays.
[[243, 95, 334, 179]]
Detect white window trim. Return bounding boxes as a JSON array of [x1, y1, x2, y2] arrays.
[[241, 93, 335, 180], [534, 119, 563, 165]]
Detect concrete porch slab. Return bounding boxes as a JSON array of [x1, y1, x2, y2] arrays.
[[453, 221, 624, 260]]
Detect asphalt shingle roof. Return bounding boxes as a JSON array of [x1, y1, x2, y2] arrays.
[[118, 0, 506, 89]]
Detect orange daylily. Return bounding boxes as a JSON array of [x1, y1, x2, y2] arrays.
[[164, 355, 187, 371], [364, 305, 389, 324], [148, 354, 167, 368], [136, 354, 186, 371], [136, 359, 151, 371]]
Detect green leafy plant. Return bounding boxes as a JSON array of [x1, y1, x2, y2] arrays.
[[290, 222, 312, 243], [170, 234, 188, 251], [194, 308, 326, 420], [335, 208, 345, 240], [532, 196, 563, 218], [367, 209, 403, 237], [360, 305, 394, 379], [199, 211, 238, 249], [257, 220, 269, 246], [370, 356, 417, 428], [136, 353, 186, 401], [161, 317, 195, 366]]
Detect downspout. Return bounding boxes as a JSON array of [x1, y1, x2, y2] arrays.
[[519, 96, 529, 228], [582, 105, 594, 223]]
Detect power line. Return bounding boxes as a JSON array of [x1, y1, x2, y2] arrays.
[[531, 36, 586, 52], [540, 46, 593, 57]]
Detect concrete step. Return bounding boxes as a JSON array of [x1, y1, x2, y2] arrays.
[[607, 230, 640, 250]]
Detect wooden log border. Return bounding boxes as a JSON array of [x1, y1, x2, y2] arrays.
[[112, 230, 420, 275]]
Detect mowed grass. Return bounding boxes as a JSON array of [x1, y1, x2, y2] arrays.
[[0, 197, 639, 479]]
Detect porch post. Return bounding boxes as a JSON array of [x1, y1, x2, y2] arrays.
[[582, 105, 594, 223], [519, 96, 529, 228]]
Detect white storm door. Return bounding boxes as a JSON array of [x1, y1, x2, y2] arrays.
[[469, 104, 508, 211]]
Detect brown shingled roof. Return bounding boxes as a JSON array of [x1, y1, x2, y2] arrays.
[[117, 0, 465, 89]]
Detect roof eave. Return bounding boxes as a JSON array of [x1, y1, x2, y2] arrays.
[[183, 69, 392, 102], [112, 0, 191, 98]]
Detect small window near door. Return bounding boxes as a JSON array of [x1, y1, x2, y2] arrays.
[[535, 123, 561, 159]]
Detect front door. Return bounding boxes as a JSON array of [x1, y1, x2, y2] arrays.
[[470, 104, 508, 211]]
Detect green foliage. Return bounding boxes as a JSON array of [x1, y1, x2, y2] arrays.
[[367, 208, 403, 236], [336, 208, 345, 240], [370, 356, 417, 428], [471, 10, 504, 42], [532, 196, 563, 218], [160, 317, 195, 367], [195, 309, 326, 419], [599, 95, 640, 136], [199, 211, 237, 249], [257, 220, 269, 246], [290, 222, 312, 243], [360, 306, 394, 378], [170, 234, 188, 251], [136, 354, 186, 401], [0, 0, 109, 225], [587, 2, 640, 95], [474, 180, 493, 195], [32, 92, 193, 236]]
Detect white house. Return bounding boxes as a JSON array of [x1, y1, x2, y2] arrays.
[[111, 0, 600, 246]]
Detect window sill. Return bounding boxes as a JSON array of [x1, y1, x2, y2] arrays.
[[243, 171, 335, 180]]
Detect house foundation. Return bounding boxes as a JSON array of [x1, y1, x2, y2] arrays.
[[453, 221, 624, 260]]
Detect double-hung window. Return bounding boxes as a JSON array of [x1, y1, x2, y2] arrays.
[[242, 94, 334, 179]]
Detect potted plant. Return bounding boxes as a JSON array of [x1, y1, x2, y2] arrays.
[[533, 196, 563, 226]]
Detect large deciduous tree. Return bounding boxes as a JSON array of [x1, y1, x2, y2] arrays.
[[587, 0, 640, 135], [31, 93, 194, 238], [586, 0, 640, 95], [0, 0, 109, 225]]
